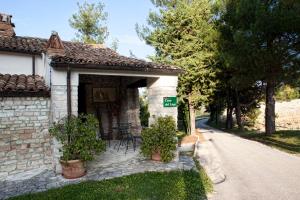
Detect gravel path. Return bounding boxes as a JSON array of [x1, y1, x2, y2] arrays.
[[196, 119, 300, 200]]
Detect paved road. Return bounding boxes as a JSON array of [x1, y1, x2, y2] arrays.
[[196, 119, 300, 200]]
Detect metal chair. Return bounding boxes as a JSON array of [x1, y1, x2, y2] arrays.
[[116, 123, 134, 154]]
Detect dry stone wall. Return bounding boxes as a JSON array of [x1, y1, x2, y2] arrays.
[[0, 97, 53, 180]]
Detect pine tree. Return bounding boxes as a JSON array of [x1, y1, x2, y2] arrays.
[[219, 0, 300, 134], [69, 1, 108, 44], [138, 0, 218, 134]]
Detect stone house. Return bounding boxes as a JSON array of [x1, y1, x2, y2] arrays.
[[0, 13, 181, 179]]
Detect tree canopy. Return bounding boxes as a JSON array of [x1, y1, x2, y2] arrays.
[[69, 1, 108, 44], [216, 0, 300, 134], [110, 38, 119, 51], [140, 0, 300, 135], [138, 0, 219, 134]]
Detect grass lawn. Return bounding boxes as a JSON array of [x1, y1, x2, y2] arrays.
[[10, 169, 213, 200], [208, 121, 300, 155]]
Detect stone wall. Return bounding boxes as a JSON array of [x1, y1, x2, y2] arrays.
[[0, 97, 53, 180], [256, 99, 300, 130], [50, 85, 78, 174], [51, 85, 78, 122], [127, 88, 142, 134], [147, 76, 178, 126]]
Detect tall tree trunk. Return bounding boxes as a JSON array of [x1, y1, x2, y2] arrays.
[[215, 105, 218, 126], [235, 89, 244, 130], [209, 105, 215, 122], [265, 80, 276, 135], [226, 89, 233, 129], [188, 96, 196, 135], [226, 107, 233, 129], [184, 103, 191, 134]]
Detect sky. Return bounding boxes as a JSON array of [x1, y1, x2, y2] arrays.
[[0, 0, 155, 59]]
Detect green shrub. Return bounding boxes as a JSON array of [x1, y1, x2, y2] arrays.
[[49, 114, 105, 161], [276, 85, 300, 101], [244, 108, 261, 127], [141, 116, 177, 162]]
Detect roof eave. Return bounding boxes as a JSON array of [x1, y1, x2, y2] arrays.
[[51, 62, 183, 75], [0, 48, 43, 55]]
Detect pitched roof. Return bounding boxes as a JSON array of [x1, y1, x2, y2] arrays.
[[51, 42, 181, 73], [0, 36, 47, 54], [0, 74, 50, 97], [0, 35, 182, 74]]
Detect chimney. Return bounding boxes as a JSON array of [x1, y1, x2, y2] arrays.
[[0, 13, 15, 37], [46, 31, 65, 56]]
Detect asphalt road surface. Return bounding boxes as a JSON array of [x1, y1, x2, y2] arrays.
[[196, 119, 300, 200]]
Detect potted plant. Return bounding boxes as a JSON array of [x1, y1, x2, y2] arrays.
[[141, 116, 177, 162], [49, 114, 105, 179]]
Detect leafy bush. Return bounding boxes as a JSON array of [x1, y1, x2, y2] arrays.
[[141, 116, 177, 162], [276, 85, 300, 101], [244, 108, 261, 127], [49, 114, 105, 161]]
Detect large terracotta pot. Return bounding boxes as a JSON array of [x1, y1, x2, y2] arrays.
[[151, 151, 161, 161], [60, 160, 86, 179]]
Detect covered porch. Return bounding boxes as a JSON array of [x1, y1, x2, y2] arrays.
[[78, 74, 145, 141], [50, 69, 180, 172], [47, 33, 182, 173]]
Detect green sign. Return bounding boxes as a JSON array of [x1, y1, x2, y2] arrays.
[[163, 97, 177, 107]]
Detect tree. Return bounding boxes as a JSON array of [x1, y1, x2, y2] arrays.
[[218, 0, 300, 134], [215, 1, 263, 130], [110, 38, 119, 51], [276, 84, 300, 102], [137, 0, 218, 134], [69, 1, 108, 44], [129, 50, 137, 58]]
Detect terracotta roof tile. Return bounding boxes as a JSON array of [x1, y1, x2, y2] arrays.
[[0, 74, 49, 97], [0, 36, 47, 54], [50, 42, 181, 73], [0, 35, 182, 74]]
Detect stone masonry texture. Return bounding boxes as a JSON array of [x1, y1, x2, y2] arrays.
[[0, 97, 53, 180], [51, 85, 78, 122]]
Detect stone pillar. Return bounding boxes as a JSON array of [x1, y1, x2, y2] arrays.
[[127, 88, 142, 135], [147, 76, 178, 126], [50, 85, 78, 174], [50, 70, 79, 174]]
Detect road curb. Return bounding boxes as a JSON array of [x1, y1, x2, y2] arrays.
[[194, 120, 226, 184]]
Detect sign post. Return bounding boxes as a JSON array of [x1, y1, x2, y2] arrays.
[[163, 97, 177, 107]]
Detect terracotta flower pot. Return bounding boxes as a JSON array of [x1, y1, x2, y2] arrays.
[[151, 151, 161, 161], [60, 160, 86, 179]]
